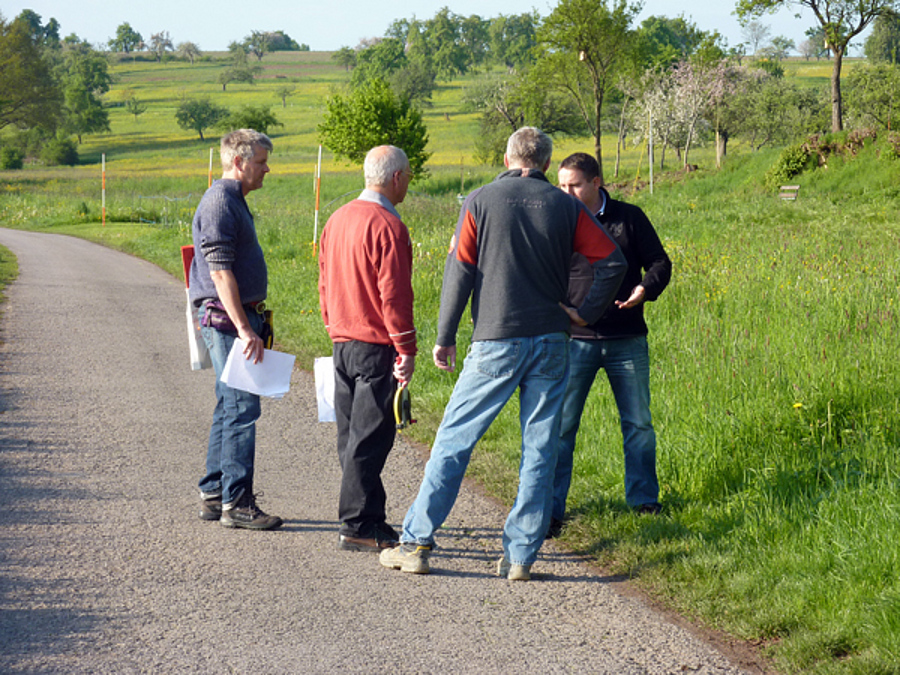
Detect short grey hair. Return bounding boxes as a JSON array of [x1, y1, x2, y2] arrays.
[[220, 129, 273, 170], [506, 127, 552, 170], [364, 145, 409, 187]]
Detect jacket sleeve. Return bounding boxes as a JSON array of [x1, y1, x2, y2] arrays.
[[571, 206, 627, 325], [377, 220, 417, 355], [436, 201, 478, 347], [630, 206, 671, 302]]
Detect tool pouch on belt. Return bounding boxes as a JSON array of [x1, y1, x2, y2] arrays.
[[201, 300, 274, 348], [200, 300, 238, 335]]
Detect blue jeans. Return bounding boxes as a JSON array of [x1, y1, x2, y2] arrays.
[[402, 333, 569, 567], [553, 336, 658, 518], [197, 305, 264, 505]]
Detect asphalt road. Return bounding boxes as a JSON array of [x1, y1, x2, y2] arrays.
[[0, 228, 759, 674]]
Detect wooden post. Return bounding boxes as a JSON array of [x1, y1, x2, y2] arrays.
[[102, 153, 106, 227], [313, 145, 322, 257]]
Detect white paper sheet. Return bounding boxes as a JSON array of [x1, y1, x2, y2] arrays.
[[313, 356, 336, 422], [221, 339, 295, 399]]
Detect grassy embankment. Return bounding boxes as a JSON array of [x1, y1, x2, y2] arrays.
[[1, 52, 898, 675]]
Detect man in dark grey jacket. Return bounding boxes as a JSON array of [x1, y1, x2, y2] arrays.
[[550, 152, 672, 537], [380, 128, 626, 580], [189, 129, 282, 531]]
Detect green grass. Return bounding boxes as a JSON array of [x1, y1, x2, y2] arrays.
[[2, 51, 899, 675]]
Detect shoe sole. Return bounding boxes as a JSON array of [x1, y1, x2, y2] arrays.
[[220, 517, 283, 530], [338, 540, 397, 552], [379, 552, 430, 574]]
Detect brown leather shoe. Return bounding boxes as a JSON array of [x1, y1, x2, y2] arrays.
[[338, 534, 399, 552]]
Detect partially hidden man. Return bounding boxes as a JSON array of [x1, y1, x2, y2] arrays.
[[318, 145, 417, 552], [190, 129, 282, 531], [380, 127, 627, 580]]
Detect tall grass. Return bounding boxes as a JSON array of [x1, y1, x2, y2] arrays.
[[1, 52, 898, 675]]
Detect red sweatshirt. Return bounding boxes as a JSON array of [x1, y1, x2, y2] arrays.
[[318, 195, 417, 355]]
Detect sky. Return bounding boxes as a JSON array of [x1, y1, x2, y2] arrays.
[[0, 0, 863, 55]]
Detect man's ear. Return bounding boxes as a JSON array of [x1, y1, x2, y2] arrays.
[[542, 159, 551, 172], [503, 154, 510, 169]]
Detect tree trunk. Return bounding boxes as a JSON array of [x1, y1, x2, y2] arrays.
[[831, 48, 844, 132], [716, 130, 728, 168], [594, 91, 605, 186]]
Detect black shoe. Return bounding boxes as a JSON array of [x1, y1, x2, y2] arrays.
[[338, 535, 398, 552], [546, 517, 565, 540], [374, 521, 400, 542], [220, 492, 283, 530], [636, 502, 662, 515]]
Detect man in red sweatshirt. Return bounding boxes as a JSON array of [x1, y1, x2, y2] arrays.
[[318, 145, 417, 552]]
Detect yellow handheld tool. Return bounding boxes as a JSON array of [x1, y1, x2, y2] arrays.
[[393, 382, 416, 430]]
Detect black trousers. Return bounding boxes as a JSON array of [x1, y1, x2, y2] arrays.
[[333, 341, 397, 538]]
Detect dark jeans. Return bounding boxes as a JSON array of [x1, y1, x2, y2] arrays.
[[333, 340, 397, 538]]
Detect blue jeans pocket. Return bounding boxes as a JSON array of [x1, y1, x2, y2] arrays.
[[472, 340, 520, 378], [536, 335, 568, 379]]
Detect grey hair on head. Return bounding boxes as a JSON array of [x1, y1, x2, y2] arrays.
[[364, 145, 409, 187], [220, 129, 273, 170], [506, 127, 552, 170]]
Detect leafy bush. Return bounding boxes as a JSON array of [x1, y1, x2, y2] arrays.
[[219, 105, 283, 135], [765, 143, 810, 189], [40, 138, 79, 166], [0, 147, 24, 170]]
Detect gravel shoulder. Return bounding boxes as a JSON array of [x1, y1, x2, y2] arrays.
[[0, 228, 765, 674]]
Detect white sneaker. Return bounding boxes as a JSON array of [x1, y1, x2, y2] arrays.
[[497, 556, 531, 581]]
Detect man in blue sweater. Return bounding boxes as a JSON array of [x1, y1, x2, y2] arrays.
[[550, 152, 672, 537], [380, 128, 626, 580], [189, 129, 282, 530]]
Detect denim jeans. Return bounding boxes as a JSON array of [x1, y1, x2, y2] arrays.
[[332, 340, 397, 538], [197, 305, 264, 505], [402, 333, 569, 566], [552, 336, 658, 518]]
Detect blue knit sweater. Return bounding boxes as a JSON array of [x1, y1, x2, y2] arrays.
[[188, 179, 267, 306]]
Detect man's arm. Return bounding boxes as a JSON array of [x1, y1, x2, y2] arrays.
[[570, 208, 628, 325], [210, 269, 265, 364]]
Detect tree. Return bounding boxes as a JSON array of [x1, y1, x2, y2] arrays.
[[125, 95, 148, 121], [58, 41, 112, 143], [177, 41, 201, 65], [266, 30, 301, 51], [318, 78, 431, 177], [175, 98, 228, 140], [275, 85, 295, 108], [736, 0, 899, 132], [741, 19, 772, 54], [637, 14, 706, 70], [218, 66, 260, 91], [244, 31, 270, 61], [149, 31, 173, 62], [332, 46, 356, 71], [219, 105, 282, 134], [109, 22, 142, 54], [0, 15, 62, 131], [844, 61, 900, 129], [532, 0, 641, 185], [865, 9, 900, 63], [488, 12, 538, 71], [770, 35, 796, 58]]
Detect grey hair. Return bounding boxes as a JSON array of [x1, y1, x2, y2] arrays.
[[220, 129, 273, 170], [506, 127, 552, 170], [364, 145, 409, 187]]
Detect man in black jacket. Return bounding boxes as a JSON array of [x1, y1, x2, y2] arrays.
[[551, 152, 672, 536]]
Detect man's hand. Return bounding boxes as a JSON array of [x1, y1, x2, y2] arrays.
[[432, 344, 456, 373], [238, 328, 265, 365], [615, 284, 646, 310], [394, 353, 415, 384], [559, 302, 588, 327]]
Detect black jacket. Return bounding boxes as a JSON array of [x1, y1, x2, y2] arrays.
[[568, 187, 671, 339]]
